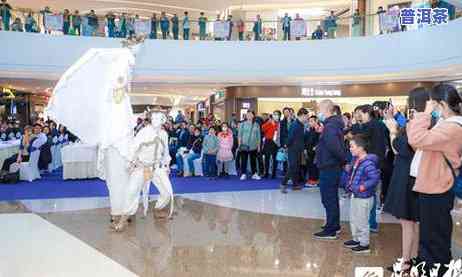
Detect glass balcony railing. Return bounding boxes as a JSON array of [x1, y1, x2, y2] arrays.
[[1, 6, 461, 41]]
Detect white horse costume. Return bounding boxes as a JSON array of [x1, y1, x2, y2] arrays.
[[46, 47, 139, 221], [128, 113, 174, 218]]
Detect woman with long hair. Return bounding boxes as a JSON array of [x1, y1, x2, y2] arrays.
[[383, 87, 429, 274], [407, 84, 462, 276]]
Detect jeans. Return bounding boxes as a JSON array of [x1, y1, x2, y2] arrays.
[[183, 28, 189, 40], [204, 154, 217, 177], [173, 28, 179, 40], [25, 24, 32, 32], [319, 168, 341, 233], [108, 25, 115, 38], [162, 30, 168, 39], [254, 32, 260, 41], [176, 153, 184, 172], [350, 196, 374, 246], [187, 153, 201, 175]]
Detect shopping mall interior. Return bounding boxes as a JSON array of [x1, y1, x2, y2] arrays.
[[1, 0, 462, 276]]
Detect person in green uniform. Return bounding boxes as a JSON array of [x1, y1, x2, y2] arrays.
[[198, 12, 207, 40]]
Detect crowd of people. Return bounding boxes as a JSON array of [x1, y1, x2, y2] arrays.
[[0, 118, 77, 178], [152, 83, 462, 276], [2, 0, 457, 40]]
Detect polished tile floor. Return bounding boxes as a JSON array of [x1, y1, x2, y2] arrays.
[[1, 191, 462, 277]]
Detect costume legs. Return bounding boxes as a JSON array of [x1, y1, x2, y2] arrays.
[[104, 146, 130, 216], [126, 167, 147, 216], [151, 167, 174, 218]]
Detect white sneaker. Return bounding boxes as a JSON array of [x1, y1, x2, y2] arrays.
[[252, 174, 261, 180], [240, 174, 247, 180]]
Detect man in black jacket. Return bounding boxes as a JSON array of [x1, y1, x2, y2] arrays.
[[313, 100, 347, 240], [281, 108, 309, 193], [279, 107, 293, 174]]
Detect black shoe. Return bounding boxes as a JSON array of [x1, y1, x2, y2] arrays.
[[343, 240, 360, 248], [351, 245, 371, 254], [292, 185, 304, 191], [263, 174, 269, 179], [313, 230, 338, 240], [271, 174, 276, 179]]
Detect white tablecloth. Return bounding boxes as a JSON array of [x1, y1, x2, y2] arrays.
[[0, 140, 21, 166], [61, 144, 98, 180]]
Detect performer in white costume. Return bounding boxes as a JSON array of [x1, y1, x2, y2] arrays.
[[127, 112, 174, 224], [46, 37, 147, 232]]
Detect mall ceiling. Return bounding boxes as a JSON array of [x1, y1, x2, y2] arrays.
[[9, 0, 350, 17]]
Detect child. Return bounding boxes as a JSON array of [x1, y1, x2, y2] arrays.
[[217, 123, 234, 177], [343, 134, 381, 254], [202, 127, 219, 179]]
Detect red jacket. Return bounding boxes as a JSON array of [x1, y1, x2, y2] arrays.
[[261, 120, 278, 141]]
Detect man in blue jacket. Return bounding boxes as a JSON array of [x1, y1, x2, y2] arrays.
[[313, 99, 347, 239], [281, 108, 309, 193]]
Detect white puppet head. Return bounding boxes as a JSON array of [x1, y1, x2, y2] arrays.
[[151, 112, 166, 130]]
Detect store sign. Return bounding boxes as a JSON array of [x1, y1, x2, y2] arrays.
[[301, 88, 342, 97], [242, 102, 251, 109], [197, 101, 206, 111], [215, 90, 225, 101]]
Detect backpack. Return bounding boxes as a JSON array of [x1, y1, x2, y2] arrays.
[[442, 117, 462, 198]]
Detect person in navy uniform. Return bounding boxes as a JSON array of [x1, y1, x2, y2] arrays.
[[171, 14, 179, 40], [160, 12, 170, 39], [281, 108, 309, 193]]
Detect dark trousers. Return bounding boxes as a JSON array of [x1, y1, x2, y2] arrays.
[[2, 154, 29, 172], [283, 29, 290, 40], [25, 24, 32, 32], [108, 25, 115, 38], [173, 29, 179, 40], [204, 154, 217, 177], [282, 150, 303, 187], [263, 140, 278, 177], [63, 21, 70, 35], [418, 190, 454, 276], [239, 32, 244, 41], [307, 154, 319, 181], [73, 24, 81, 35], [240, 150, 257, 175], [319, 168, 341, 233], [162, 30, 168, 39], [257, 152, 264, 176], [264, 151, 277, 177]]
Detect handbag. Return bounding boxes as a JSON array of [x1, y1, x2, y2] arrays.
[[239, 122, 255, 152]]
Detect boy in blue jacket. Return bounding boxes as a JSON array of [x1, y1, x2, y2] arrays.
[[343, 134, 381, 254]]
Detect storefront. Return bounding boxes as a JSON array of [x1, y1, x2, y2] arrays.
[[221, 82, 435, 121]]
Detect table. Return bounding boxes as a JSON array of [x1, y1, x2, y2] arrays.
[[61, 143, 98, 180], [0, 140, 21, 166]]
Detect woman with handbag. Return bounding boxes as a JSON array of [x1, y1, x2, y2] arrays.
[[238, 111, 261, 181], [407, 84, 462, 276]]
